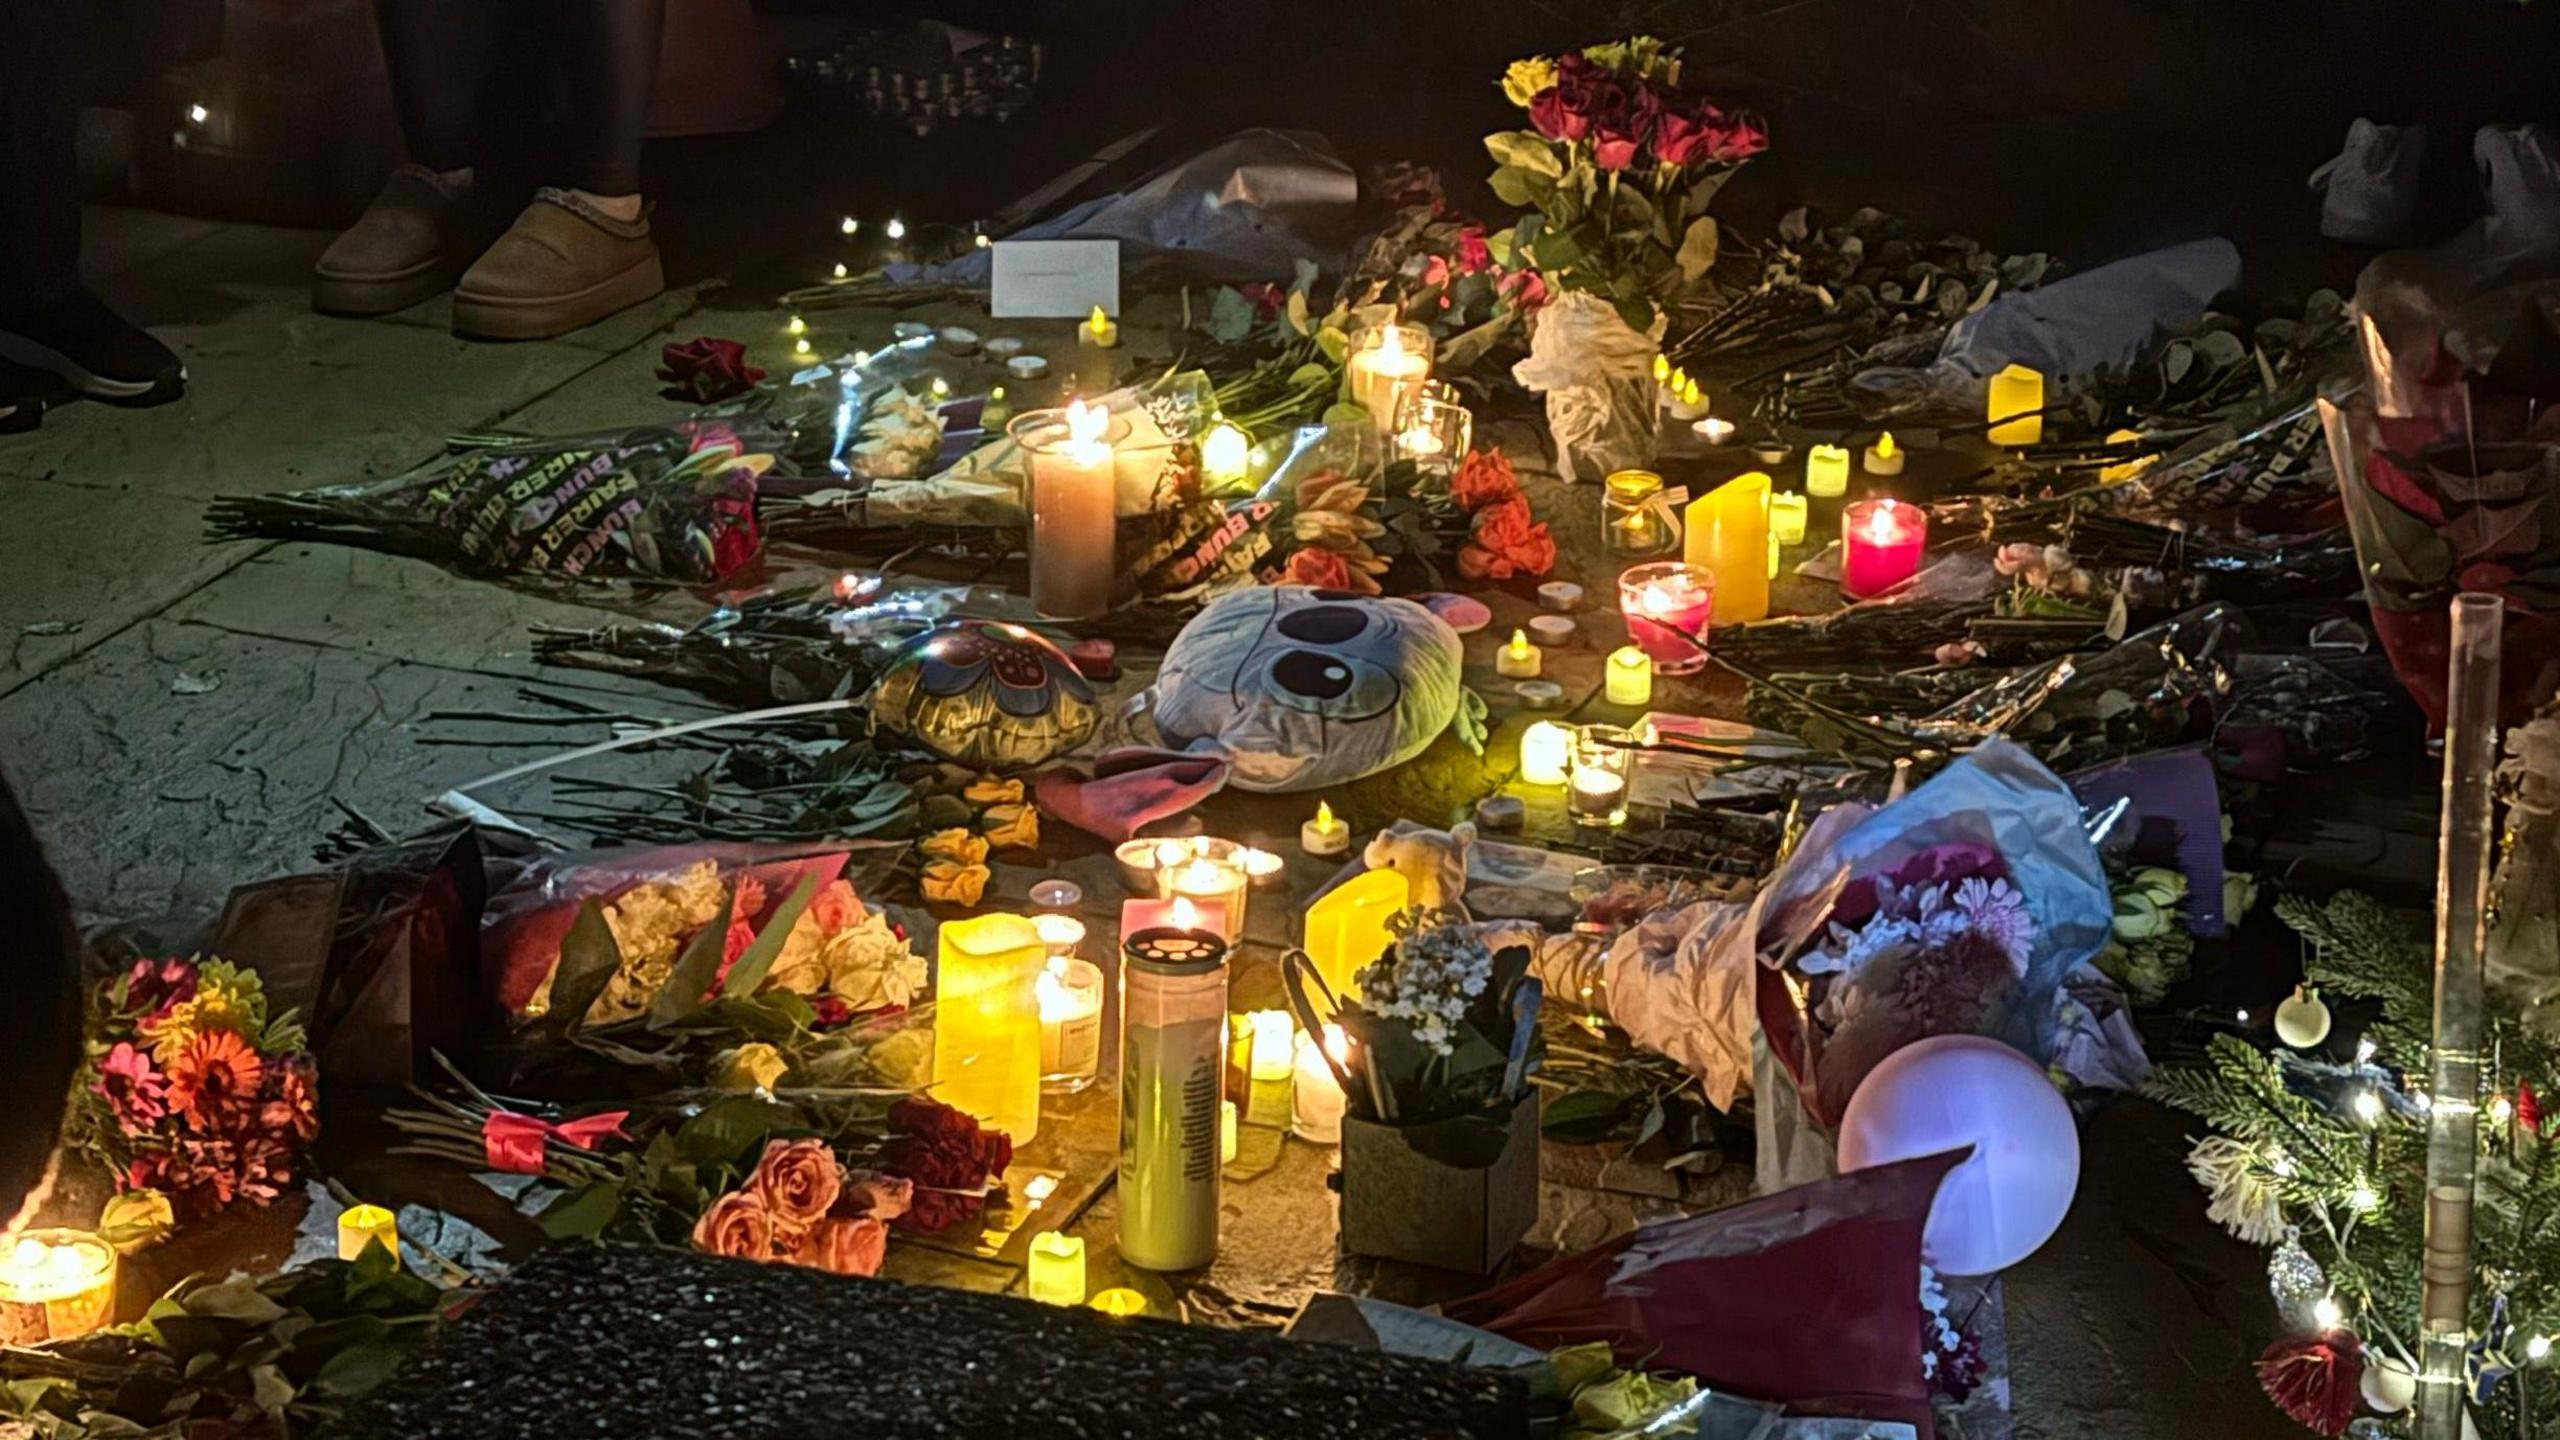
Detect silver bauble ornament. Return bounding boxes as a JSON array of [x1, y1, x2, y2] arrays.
[[2268, 1226, 2328, 1327]]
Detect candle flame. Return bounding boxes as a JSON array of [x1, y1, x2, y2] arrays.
[[1376, 325, 1408, 363], [1863, 501, 1902, 543], [1640, 583, 1677, 616], [1089, 304, 1109, 328], [1065, 399, 1108, 447], [1152, 839, 1189, 869], [1875, 431, 1898, 460], [1652, 354, 1671, 384], [1508, 628, 1530, 654], [1682, 378, 1703, 406], [1314, 799, 1335, 829], [1202, 421, 1250, 478], [1170, 897, 1199, 930]]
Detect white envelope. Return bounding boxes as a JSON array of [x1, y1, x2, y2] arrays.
[[989, 239, 1121, 319]]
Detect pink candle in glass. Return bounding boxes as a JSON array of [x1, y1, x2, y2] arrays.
[[1840, 498, 1928, 598], [1616, 561, 1715, 676]]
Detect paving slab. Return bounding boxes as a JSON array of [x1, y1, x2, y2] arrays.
[[0, 617, 707, 927], [79, 203, 225, 284]]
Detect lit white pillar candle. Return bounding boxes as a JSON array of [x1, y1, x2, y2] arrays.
[[1012, 401, 1126, 621], [1344, 323, 1432, 435], [1292, 1024, 1351, 1143]]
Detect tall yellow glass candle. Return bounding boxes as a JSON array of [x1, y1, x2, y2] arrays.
[[934, 913, 1048, 1143], [1988, 364, 2045, 446], [1682, 470, 1771, 623], [1012, 402, 1127, 621], [1301, 867, 1411, 997]]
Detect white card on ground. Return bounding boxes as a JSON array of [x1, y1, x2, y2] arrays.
[[990, 239, 1121, 318]]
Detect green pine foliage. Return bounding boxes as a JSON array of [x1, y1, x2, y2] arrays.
[[2149, 891, 2560, 1437]]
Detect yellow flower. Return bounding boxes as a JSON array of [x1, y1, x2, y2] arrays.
[[714, 1042, 790, 1092], [980, 803, 1040, 851], [919, 828, 990, 866], [145, 980, 262, 1063], [921, 860, 990, 906], [964, 775, 1024, 807], [1501, 56, 1558, 106], [99, 1189, 174, 1253]]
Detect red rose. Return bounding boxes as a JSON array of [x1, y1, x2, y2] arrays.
[[1499, 268, 1552, 315], [1449, 447, 1523, 513], [657, 337, 766, 404], [1527, 87, 1586, 143], [810, 994, 855, 1029], [1458, 497, 1558, 581], [1652, 108, 1715, 167], [1456, 227, 1492, 275], [890, 1095, 980, 1145], [1592, 128, 1641, 172], [805, 1215, 888, 1277], [1705, 108, 1770, 163]]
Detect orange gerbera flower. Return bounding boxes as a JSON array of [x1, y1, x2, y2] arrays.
[[164, 1029, 265, 1128]]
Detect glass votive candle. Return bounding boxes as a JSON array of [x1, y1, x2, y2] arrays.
[[1114, 838, 1171, 892], [1161, 854, 1249, 942], [1569, 725, 1635, 829], [1394, 393, 1472, 475], [1841, 497, 1929, 599], [1617, 561, 1715, 676], [1034, 912, 1088, 957], [1236, 846, 1288, 891], [1037, 954, 1105, 1091], [1601, 469, 1674, 557], [1344, 321, 1433, 435], [0, 1230, 117, 1342]]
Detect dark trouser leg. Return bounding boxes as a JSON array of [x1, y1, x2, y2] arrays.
[[373, 0, 509, 172], [552, 0, 664, 195], [0, 0, 85, 310]]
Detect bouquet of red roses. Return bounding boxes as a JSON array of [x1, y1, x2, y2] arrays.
[[65, 957, 319, 1223]]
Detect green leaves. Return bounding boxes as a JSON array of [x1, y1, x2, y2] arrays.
[[710, 869, 823, 1004], [537, 1179, 625, 1240], [1485, 130, 1563, 179], [1675, 216, 1720, 281], [1488, 164, 1549, 209], [546, 898, 623, 1038]]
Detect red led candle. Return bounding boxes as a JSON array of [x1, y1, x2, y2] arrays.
[[1840, 498, 1927, 599]]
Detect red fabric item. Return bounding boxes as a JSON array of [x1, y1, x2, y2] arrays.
[[1032, 748, 1231, 843], [482, 1109, 629, 1173], [2256, 1330, 2363, 1437], [1446, 1150, 1963, 1438]]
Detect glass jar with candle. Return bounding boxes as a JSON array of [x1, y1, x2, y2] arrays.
[[1841, 497, 1929, 598], [1570, 725, 1635, 828], [0, 1230, 117, 1342], [1394, 392, 1472, 477], [1601, 469, 1673, 557], [1010, 404, 1131, 621], [1343, 322, 1433, 436], [1616, 560, 1715, 675], [1037, 954, 1104, 1093], [1160, 853, 1248, 942]]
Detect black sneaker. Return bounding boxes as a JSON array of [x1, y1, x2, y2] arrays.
[[0, 290, 185, 404], [0, 359, 55, 433]]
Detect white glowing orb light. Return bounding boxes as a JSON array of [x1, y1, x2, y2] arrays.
[[885, 217, 908, 241], [187, 103, 209, 124], [839, 216, 859, 236], [1836, 1034, 2081, 1276]]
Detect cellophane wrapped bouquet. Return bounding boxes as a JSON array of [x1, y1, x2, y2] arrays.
[[65, 957, 320, 1224], [2322, 229, 2560, 727]]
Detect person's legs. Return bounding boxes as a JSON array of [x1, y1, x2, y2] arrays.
[[554, 0, 665, 206], [374, 0, 506, 180], [0, 0, 183, 402], [451, 0, 667, 340]]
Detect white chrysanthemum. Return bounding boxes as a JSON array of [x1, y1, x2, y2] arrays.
[[2187, 1135, 2286, 1244], [1954, 876, 2039, 971]]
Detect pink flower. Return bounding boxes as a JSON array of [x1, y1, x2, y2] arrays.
[[809, 879, 864, 933], [1419, 255, 1451, 290], [1499, 268, 1552, 315], [1592, 127, 1641, 172], [1527, 88, 1586, 143], [1449, 447, 1523, 513], [810, 994, 855, 1029], [1456, 227, 1492, 275], [124, 958, 198, 1022], [96, 1042, 167, 1135], [692, 1190, 777, 1260], [730, 874, 769, 924], [750, 1138, 844, 1238], [805, 1215, 889, 1277], [707, 919, 759, 1000]]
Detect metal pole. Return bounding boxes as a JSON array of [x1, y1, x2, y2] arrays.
[[2418, 592, 2506, 1440]]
